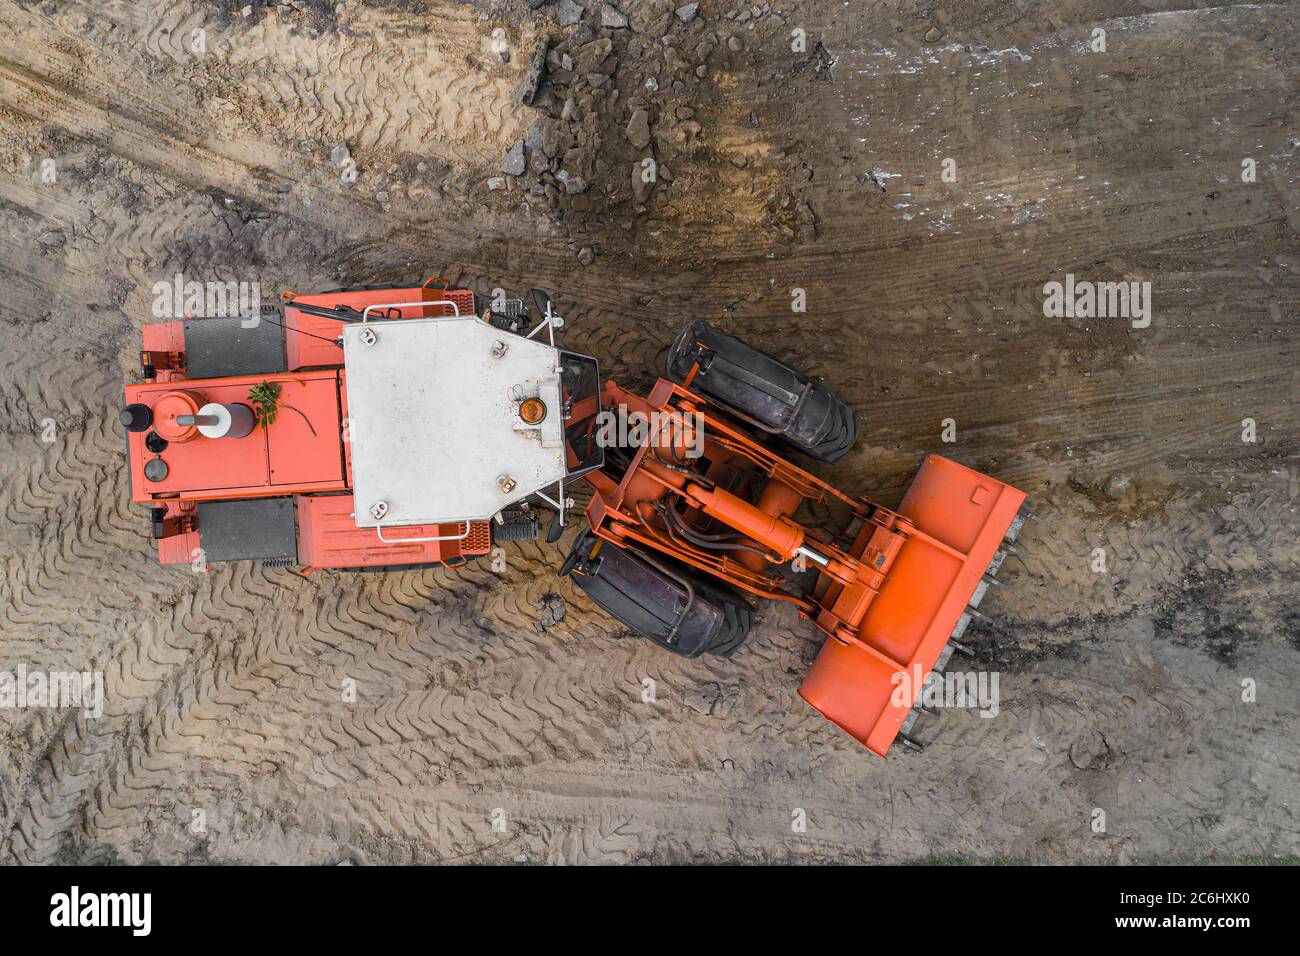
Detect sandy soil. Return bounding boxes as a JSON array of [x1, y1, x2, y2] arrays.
[[0, 0, 1297, 864]]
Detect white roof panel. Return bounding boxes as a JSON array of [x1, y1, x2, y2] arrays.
[[342, 316, 565, 526]]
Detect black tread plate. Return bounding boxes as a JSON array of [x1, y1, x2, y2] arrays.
[[184, 316, 286, 379], [197, 498, 298, 563]]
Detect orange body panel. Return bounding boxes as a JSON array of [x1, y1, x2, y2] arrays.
[[297, 495, 491, 569], [142, 321, 185, 353], [284, 286, 476, 370], [155, 500, 200, 567], [125, 371, 346, 503], [140, 321, 187, 382]]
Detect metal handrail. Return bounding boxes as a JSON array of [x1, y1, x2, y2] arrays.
[[375, 521, 472, 544], [360, 299, 462, 323]]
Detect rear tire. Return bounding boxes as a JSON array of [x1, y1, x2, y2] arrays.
[[666, 320, 858, 463], [562, 529, 752, 658]]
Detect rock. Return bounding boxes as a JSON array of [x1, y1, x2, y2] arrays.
[[515, 38, 550, 106], [808, 41, 836, 79], [675, 2, 698, 21], [727, 35, 742, 51], [664, 45, 690, 77], [561, 22, 596, 49], [531, 86, 557, 111], [562, 96, 582, 121], [534, 591, 566, 630], [574, 37, 612, 74], [1103, 474, 1132, 500], [36, 229, 65, 251], [647, 11, 676, 35], [674, 105, 694, 120], [556, 168, 589, 194], [525, 118, 546, 153], [526, 0, 552, 8], [541, 119, 561, 158], [502, 141, 526, 176], [924, 26, 945, 43], [329, 142, 351, 166], [625, 109, 651, 149], [487, 177, 507, 191], [684, 682, 721, 716], [577, 245, 596, 265], [558, 0, 583, 27], [600, 3, 628, 28]]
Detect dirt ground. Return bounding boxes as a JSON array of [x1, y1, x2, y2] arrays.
[[0, 0, 1297, 864]]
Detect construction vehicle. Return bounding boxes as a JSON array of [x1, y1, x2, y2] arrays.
[[121, 280, 598, 572], [121, 279, 1028, 756]]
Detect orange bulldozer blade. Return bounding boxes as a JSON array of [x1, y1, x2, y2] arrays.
[[798, 455, 1027, 756]]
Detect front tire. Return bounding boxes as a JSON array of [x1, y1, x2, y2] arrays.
[[562, 529, 752, 658], [666, 320, 859, 462]]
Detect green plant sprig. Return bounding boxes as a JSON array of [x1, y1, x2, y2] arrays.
[[247, 380, 317, 437], [248, 380, 282, 429]]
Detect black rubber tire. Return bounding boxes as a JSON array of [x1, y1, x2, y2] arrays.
[[561, 529, 752, 658], [666, 320, 859, 463]]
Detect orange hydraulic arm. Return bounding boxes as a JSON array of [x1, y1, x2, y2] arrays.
[[582, 377, 1027, 756]]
